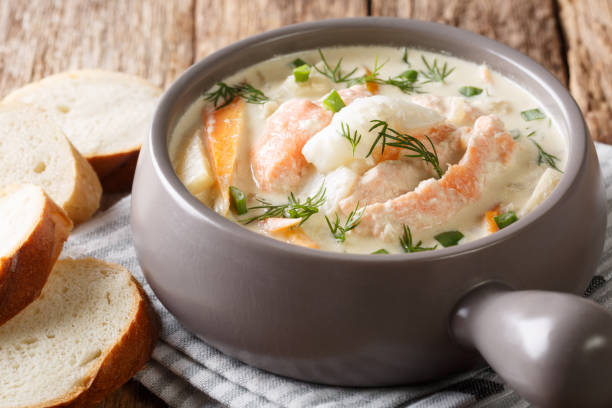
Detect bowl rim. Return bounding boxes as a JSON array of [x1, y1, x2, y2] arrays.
[[148, 17, 589, 263]]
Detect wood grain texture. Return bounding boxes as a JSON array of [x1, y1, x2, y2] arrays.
[[560, 0, 612, 142], [0, 0, 194, 96], [371, 0, 568, 85], [194, 0, 368, 59]]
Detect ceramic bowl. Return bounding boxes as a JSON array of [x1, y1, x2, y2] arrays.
[[132, 18, 611, 408]]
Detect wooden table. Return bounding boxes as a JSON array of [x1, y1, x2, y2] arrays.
[[1, 1, 610, 407]]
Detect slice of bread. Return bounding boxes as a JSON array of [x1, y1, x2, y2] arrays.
[[0, 258, 159, 408], [0, 104, 102, 223], [3, 70, 162, 184], [0, 184, 73, 326]]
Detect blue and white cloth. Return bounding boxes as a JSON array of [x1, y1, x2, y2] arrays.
[[62, 143, 612, 408]]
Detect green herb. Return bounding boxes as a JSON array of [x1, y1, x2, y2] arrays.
[[339, 122, 362, 156], [400, 225, 437, 253], [314, 49, 358, 84], [293, 64, 311, 83], [367, 119, 444, 178], [434, 231, 464, 247], [229, 186, 247, 215], [494, 211, 518, 229], [244, 184, 326, 225], [459, 86, 483, 97], [292, 58, 308, 68], [204, 82, 269, 109], [509, 129, 521, 140], [347, 56, 386, 87], [531, 140, 563, 172], [323, 90, 346, 113], [324, 202, 365, 243], [527, 130, 536, 138], [520, 108, 546, 121], [383, 70, 420, 94], [372, 248, 389, 254], [419, 56, 455, 84], [402, 48, 410, 65]]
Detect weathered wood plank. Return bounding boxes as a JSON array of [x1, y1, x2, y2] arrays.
[[560, 0, 612, 142], [371, 0, 568, 85], [0, 0, 194, 96], [194, 0, 368, 59]]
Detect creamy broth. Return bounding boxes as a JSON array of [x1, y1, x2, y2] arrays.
[[169, 46, 566, 254]]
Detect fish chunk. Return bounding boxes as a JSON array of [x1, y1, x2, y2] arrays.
[[357, 116, 517, 238], [411, 94, 483, 127]]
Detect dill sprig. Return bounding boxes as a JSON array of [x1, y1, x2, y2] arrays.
[[400, 225, 437, 252], [243, 184, 326, 225], [314, 49, 358, 84], [402, 48, 410, 66], [367, 119, 444, 178], [340, 122, 362, 156], [325, 202, 365, 243], [204, 82, 269, 109], [531, 140, 563, 173], [419, 55, 455, 84], [383, 70, 420, 94]]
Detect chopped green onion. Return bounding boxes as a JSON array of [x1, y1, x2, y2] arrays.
[[292, 58, 308, 68], [434, 231, 464, 247], [509, 129, 521, 140], [229, 186, 247, 215], [293, 64, 311, 83], [494, 211, 518, 229], [459, 86, 483, 97], [372, 248, 389, 254], [323, 90, 345, 113], [399, 69, 418, 82], [520, 108, 546, 121]]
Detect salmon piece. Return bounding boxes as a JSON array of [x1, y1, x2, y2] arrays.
[[252, 85, 371, 193], [255, 218, 318, 249], [257, 217, 301, 233], [202, 98, 245, 214], [411, 94, 483, 127], [357, 116, 516, 238], [485, 205, 501, 233], [338, 160, 429, 214]]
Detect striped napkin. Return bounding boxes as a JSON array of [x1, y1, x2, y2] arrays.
[[61, 143, 612, 408]]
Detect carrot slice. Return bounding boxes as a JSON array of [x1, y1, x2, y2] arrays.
[[364, 68, 379, 94], [273, 227, 319, 249], [202, 98, 245, 214], [485, 204, 500, 233]]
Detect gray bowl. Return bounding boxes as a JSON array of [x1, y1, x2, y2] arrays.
[[131, 18, 612, 408]]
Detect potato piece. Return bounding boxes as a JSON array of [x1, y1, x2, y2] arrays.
[[173, 129, 214, 204], [202, 98, 245, 214]]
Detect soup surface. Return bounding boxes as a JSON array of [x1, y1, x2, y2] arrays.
[[169, 46, 566, 254]]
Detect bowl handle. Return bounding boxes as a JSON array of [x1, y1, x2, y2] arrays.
[[450, 281, 612, 408]]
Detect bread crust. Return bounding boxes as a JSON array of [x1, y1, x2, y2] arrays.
[[92, 150, 140, 193], [14, 259, 159, 408], [0, 186, 73, 326], [63, 140, 103, 224]]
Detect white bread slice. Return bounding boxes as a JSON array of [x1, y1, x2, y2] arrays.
[[0, 258, 159, 408], [0, 104, 102, 223], [172, 129, 215, 206], [3, 70, 162, 183], [0, 184, 72, 326]]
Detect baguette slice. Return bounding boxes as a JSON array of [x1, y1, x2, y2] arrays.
[[0, 258, 159, 408], [0, 184, 73, 326], [0, 104, 102, 223], [3, 70, 162, 184]]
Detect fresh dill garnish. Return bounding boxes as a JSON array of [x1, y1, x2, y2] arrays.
[[383, 70, 420, 94], [243, 184, 326, 225], [324, 202, 365, 243], [527, 130, 536, 138], [458, 86, 483, 97], [204, 82, 269, 109], [402, 48, 410, 65], [314, 49, 358, 84], [372, 248, 389, 254], [367, 119, 444, 178], [419, 55, 455, 84], [339, 122, 362, 156], [347, 56, 386, 87], [531, 140, 563, 172], [400, 225, 437, 253]]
